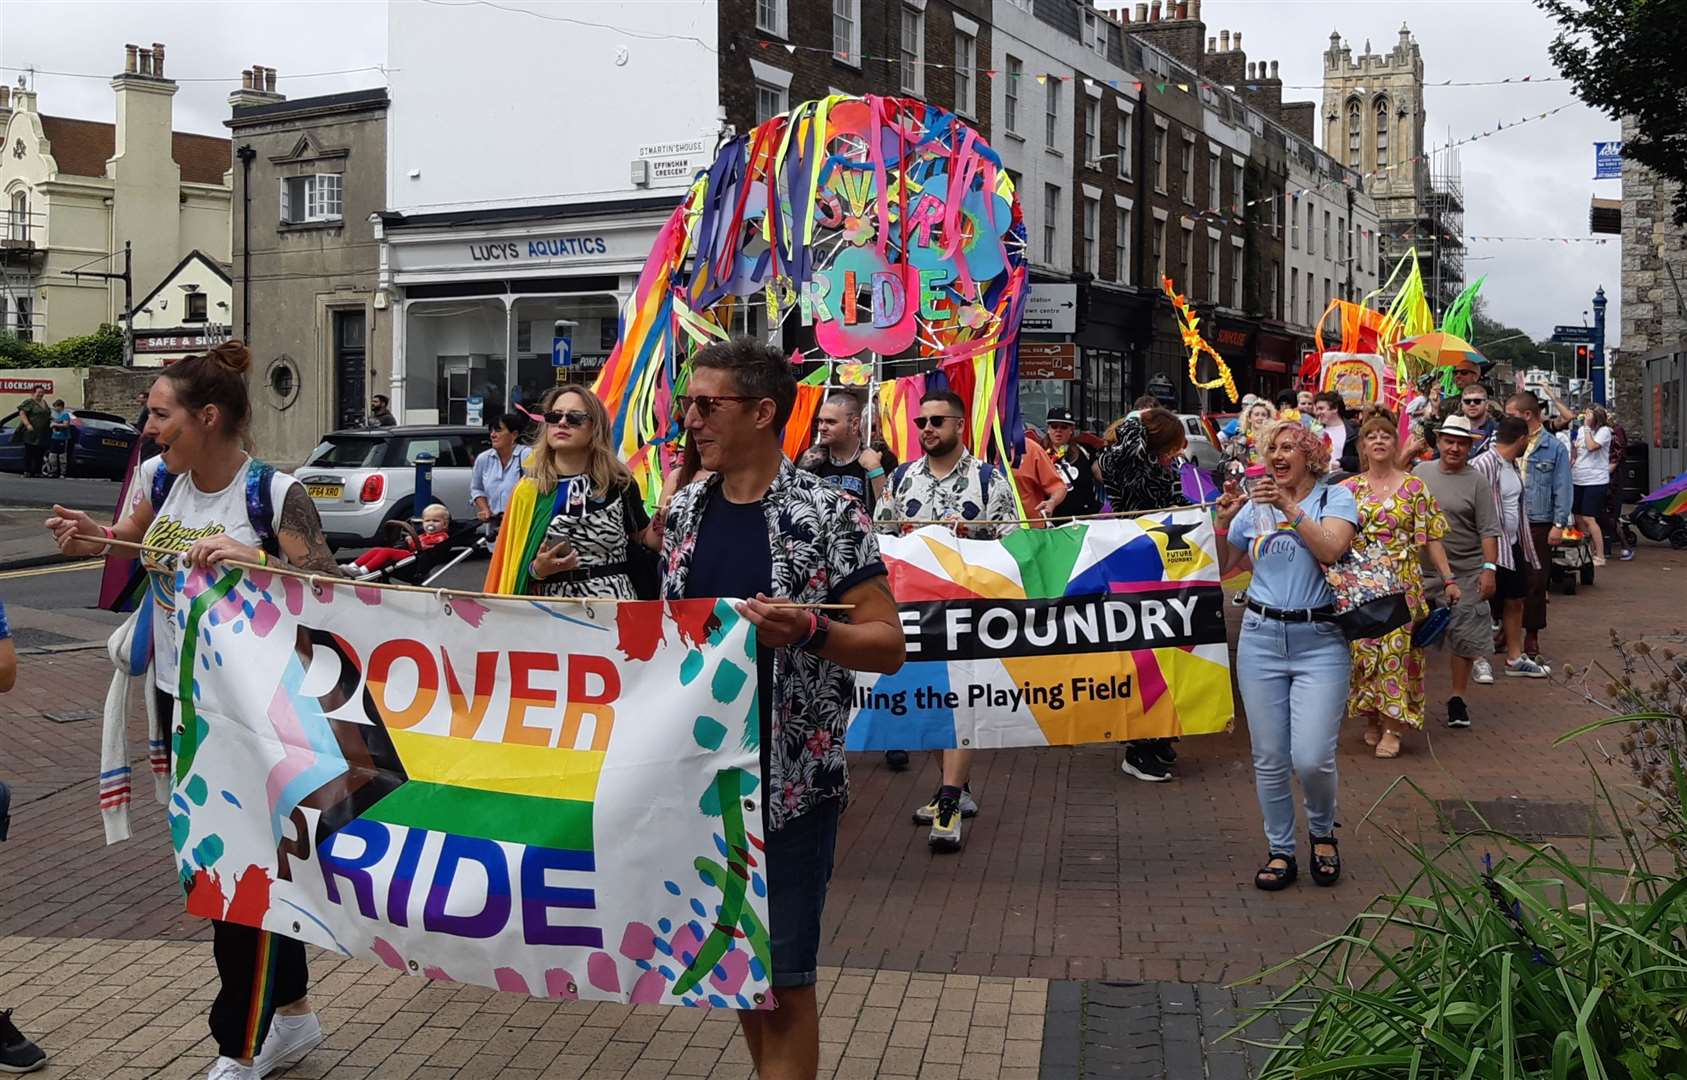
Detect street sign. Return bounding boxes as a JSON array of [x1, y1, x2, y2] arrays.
[[1551, 325, 1596, 344], [552, 335, 573, 367], [1022, 284, 1078, 334], [1018, 342, 1078, 380]]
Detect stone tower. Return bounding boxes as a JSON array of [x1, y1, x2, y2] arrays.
[[1321, 23, 1424, 212]]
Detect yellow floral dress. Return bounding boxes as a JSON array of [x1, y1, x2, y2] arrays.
[[1342, 474, 1447, 730]]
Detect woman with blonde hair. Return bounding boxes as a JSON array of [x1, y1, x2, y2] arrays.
[[484, 384, 655, 599], [1340, 413, 1454, 758]]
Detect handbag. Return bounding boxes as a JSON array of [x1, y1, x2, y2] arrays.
[[1319, 488, 1414, 642]]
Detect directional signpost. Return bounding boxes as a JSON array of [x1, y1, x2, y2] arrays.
[[1551, 325, 1595, 344], [1023, 284, 1078, 334]]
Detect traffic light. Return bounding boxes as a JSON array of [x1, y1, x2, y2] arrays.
[[1575, 345, 1590, 366]]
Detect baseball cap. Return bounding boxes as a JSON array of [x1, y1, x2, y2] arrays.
[[1047, 408, 1077, 426]]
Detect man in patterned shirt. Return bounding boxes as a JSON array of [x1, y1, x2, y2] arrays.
[[660, 338, 905, 1080], [875, 389, 1018, 851]]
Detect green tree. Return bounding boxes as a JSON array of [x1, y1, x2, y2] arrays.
[[1537, 0, 1687, 228], [0, 324, 126, 369]]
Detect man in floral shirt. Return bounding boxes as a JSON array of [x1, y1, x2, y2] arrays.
[[874, 389, 1019, 851], [660, 338, 904, 1080]]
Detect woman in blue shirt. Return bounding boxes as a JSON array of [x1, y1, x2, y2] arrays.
[[1216, 420, 1358, 891]]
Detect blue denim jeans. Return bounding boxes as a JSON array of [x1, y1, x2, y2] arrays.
[[1236, 612, 1352, 856]]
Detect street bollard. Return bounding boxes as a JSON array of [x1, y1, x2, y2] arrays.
[[412, 452, 435, 525]]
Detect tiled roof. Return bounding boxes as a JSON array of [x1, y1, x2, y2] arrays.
[[37, 115, 229, 185]]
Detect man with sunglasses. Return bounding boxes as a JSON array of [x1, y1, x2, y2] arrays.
[[876, 389, 1018, 852], [660, 338, 905, 1080], [1455, 386, 1497, 457]]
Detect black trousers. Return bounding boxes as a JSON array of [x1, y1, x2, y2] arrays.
[[22, 443, 45, 476], [155, 687, 309, 1058]]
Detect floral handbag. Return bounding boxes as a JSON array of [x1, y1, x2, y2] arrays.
[[1318, 489, 1413, 641]]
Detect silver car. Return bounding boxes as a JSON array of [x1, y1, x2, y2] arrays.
[[298, 426, 492, 549], [1177, 413, 1224, 471]]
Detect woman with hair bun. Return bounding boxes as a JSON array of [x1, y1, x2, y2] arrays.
[[46, 340, 338, 1080]]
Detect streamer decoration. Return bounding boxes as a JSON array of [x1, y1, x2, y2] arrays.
[[1161, 276, 1239, 404]]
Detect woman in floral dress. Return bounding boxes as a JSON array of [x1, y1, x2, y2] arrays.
[[1341, 413, 1456, 758]]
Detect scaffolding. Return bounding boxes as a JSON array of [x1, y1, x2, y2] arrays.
[[1373, 144, 1465, 316], [0, 206, 47, 341]]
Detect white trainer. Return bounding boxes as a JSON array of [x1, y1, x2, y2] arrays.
[[1472, 658, 1493, 685], [253, 1013, 323, 1077], [208, 1058, 260, 1080]]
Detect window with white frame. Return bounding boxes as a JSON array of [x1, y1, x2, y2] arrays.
[[1153, 215, 1167, 279], [899, 6, 924, 94], [1117, 104, 1133, 179], [1114, 203, 1131, 284], [1180, 135, 1195, 204], [1290, 193, 1300, 248], [1043, 184, 1061, 265], [1232, 161, 1244, 216], [755, 81, 788, 124], [832, 0, 859, 64], [1083, 195, 1099, 274], [1231, 237, 1243, 308], [1153, 124, 1168, 192], [14, 296, 31, 342], [1181, 222, 1194, 282], [1206, 235, 1220, 300], [7, 190, 26, 241], [1323, 209, 1332, 258], [1004, 56, 1021, 133], [1084, 98, 1099, 162], [1269, 189, 1279, 235], [280, 173, 343, 225], [1045, 79, 1062, 150], [1289, 269, 1298, 324], [1337, 215, 1346, 262], [1083, 10, 1107, 54], [954, 30, 975, 117], [756, 0, 786, 37], [1207, 149, 1221, 212]]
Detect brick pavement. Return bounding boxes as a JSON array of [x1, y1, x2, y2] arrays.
[[0, 547, 1679, 1077]]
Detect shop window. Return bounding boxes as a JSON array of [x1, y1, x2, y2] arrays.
[[280, 174, 342, 225]]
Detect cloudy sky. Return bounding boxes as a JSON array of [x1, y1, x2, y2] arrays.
[[0, 0, 1623, 344]]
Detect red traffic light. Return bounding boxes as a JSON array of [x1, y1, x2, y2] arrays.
[[1574, 345, 1590, 361]]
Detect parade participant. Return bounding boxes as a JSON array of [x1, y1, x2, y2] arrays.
[[1217, 420, 1357, 890], [1219, 393, 1259, 442], [470, 412, 532, 523], [660, 338, 903, 1080], [799, 391, 885, 514], [45, 341, 335, 1080], [1412, 416, 1500, 730], [1596, 414, 1633, 561], [1098, 407, 1191, 781], [1571, 406, 1615, 567], [1011, 427, 1068, 526], [1342, 415, 1454, 758], [1504, 391, 1571, 666], [0, 595, 47, 1075], [1045, 408, 1100, 518], [878, 389, 1016, 850], [1224, 400, 1277, 466], [1311, 392, 1360, 476], [16, 387, 50, 478], [1275, 389, 1300, 414], [484, 385, 653, 601], [1470, 417, 1546, 680], [349, 503, 452, 574], [1297, 389, 1315, 413], [368, 393, 397, 427], [1456, 385, 1498, 455]]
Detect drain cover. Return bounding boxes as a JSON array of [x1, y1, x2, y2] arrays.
[[1437, 799, 1607, 839], [45, 709, 100, 724], [13, 628, 79, 650]]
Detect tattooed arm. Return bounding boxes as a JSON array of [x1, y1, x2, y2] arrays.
[[276, 484, 345, 575]]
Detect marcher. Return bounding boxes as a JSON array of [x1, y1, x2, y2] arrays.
[[368, 393, 397, 427], [16, 388, 50, 478], [1455, 385, 1497, 456], [1504, 391, 1571, 666], [1341, 414, 1454, 757], [1470, 417, 1547, 680], [877, 389, 1017, 850], [484, 385, 653, 600], [1570, 406, 1615, 567], [1217, 420, 1357, 891], [1412, 416, 1500, 730], [660, 338, 904, 1080], [470, 412, 532, 525], [47, 399, 73, 478], [1011, 427, 1068, 525], [1311, 392, 1360, 476], [1045, 408, 1100, 517], [1223, 400, 1277, 466], [45, 341, 335, 1080], [1297, 389, 1316, 413], [1596, 415, 1633, 561], [0, 596, 47, 1075]]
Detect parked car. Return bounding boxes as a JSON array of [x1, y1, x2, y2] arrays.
[[298, 426, 492, 549], [0, 408, 137, 480], [1177, 413, 1224, 471]]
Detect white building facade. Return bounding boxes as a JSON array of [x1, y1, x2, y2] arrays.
[[1282, 137, 1381, 343]]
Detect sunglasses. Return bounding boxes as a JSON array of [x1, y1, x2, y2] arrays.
[[1462, 398, 1487, 406], [676, 394, 760, 418], [913, 415, 964, 430], [544, 409, 590, 428]]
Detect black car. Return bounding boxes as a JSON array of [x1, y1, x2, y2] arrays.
[[0, 408, 138, 480]]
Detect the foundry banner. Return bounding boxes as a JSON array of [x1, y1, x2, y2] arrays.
[[166, 568, 771, 1010], [847, 514, 1234, 749]]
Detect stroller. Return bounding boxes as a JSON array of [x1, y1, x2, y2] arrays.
[[1549, 526, 1596, 595], [1629, 470, 1687, 550], [341, 516, 496, 587]]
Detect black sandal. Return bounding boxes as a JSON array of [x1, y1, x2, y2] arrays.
[[1309, 834, 1341, 886], [1254, 852, 1297, 891]]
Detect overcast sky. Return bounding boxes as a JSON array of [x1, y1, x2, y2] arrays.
[[0, 0, 1623, 345]]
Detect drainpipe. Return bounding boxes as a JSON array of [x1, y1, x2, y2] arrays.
[[236, 144, 256, 343]]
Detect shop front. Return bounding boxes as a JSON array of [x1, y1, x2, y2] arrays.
[[1211, 315, 1257, 403], [1253, 327, 1296, 400], [376, 199, 679, 425]]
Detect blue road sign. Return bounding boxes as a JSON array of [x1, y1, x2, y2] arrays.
[[552, 335, 573, 368], [1551, 325, 1595, 344]]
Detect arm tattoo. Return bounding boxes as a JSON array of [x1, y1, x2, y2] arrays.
[[278, 485, 345, 576]]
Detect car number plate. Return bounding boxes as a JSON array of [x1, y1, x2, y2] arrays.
[[306, 483, 343, 500], [102, 438, 127, 447]]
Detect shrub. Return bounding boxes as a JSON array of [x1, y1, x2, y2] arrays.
[[0, 324, 126, 369]]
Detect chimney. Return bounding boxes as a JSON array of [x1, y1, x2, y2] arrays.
[[1219, 29, 1229, 51], [1121, 8, 1130, 22], [1270, 60, 1279, 79], [1233, 32, 1242, 50], [1208, 35, 1217, 52], [1246, 61, 1256, 80], [228, 64, 285, 110], [1189, 0, 1200, 20], [1149, 1, 1161, 21], [125, 44, 139, 74], [1135, 3, 1148, 23], [152, 42, 166, 77], [109, 39, 181, 310], [1175, 1, 1187, 19]]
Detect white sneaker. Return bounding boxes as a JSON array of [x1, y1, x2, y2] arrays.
[[253, 1013, 323, 1077], [209, 1059, 260, 1080], [1505, 656, 1549, 679], [1472, 658, 1494, 684]]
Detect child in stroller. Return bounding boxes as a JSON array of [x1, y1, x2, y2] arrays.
[[347, 504, 452, 576]]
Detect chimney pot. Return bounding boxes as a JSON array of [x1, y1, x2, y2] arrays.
[[1247, 61, 1256, 79], [1190, 0, 1200, 20], [265, 67, 277, 91], [141, 49, 154, 76], [1135, 3, 1148, 22], [1175, 1, 1188, 19], [125, 44, 138, 74], [241, 69, 253, 90], [1234, 32, 1241, 50], [1270, 60, 1279, 79], [1149, 1, 1161, 21], [152, 42, 165, 76], [1207, 35, 1217, 51], [1219, 29, 1229, 51]]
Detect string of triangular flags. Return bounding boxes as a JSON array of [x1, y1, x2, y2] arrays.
[[1466, 236, 1612, 244]]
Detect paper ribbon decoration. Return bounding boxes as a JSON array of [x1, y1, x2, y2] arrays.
[[1160, 276, 1239, 404]]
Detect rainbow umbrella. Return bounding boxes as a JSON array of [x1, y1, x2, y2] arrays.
[[1398, 331, 1487, 371], [1640, 470, 1687, 516]]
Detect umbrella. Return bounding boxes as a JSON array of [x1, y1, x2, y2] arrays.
[[1640, 469, 1687, 505], [1397, 331, 1487, 371]]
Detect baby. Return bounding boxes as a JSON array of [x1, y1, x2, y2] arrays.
[[351, 504, 452, 573]]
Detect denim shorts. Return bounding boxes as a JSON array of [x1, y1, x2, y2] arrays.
[[764, 798, 841, 988]]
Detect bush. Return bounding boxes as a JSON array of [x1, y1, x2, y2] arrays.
[[0, 324, 126, 369]]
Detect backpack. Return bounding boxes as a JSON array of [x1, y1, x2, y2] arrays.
[[150, 459, 282, 558], [888, 459, 996, 520]]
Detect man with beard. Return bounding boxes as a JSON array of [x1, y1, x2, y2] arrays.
[[799, 391, 885, 516], [877, 390, 1017, 851], [1045, 408, 1100, 517]]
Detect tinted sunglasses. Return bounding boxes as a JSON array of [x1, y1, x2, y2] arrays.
[[676, 394, 760, 418], [544, 409, 590, 428], [1462, 397, 1487, 406], [913, 415, 964, 430]]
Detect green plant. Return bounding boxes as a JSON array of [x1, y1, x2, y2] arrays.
[[0, 324, 126, 369], [1229, 776, 1687, 1078]]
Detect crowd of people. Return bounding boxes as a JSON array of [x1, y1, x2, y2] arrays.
[[16, 331, 1649, 1080]]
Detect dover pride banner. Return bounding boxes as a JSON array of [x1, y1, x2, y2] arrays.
[[167, 568, 771, 1010], [847, 513, 1234, 749]]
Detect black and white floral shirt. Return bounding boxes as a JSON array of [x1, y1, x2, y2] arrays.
[[660, 460, 886, 833], [874, 449, 1019, 538], [1097, 415, 1188, 513]]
